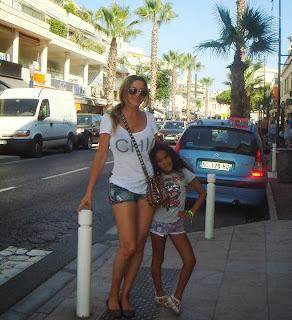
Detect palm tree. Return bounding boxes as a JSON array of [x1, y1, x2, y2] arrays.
[[181, 53, 204, 121], [136, 0, 178, 111], [199, 77, 214, 119], [194, 99, 203, 118], [236, 0, 246, 60], [196, 4, 277, 118], [162, 50, 182, 119], [95, 3, 141, 108], [223, 59, 264, 113]]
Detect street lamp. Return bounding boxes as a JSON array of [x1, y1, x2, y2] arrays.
[[276, 0, 281, 147], [29, 64, 35, 88]]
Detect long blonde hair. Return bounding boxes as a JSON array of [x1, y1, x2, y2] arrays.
[[109, 75, 149, 134]]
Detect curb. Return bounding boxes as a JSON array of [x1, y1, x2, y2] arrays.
[[266, 178, 278, 221]]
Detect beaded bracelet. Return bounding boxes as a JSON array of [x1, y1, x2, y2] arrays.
[[185, 209, 194, 226]]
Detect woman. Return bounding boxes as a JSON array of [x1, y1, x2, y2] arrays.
[[77, 75, 158, 318]]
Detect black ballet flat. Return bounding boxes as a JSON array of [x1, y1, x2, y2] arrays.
[[122, 308, 135, 318], [106, 299, 123, 318]]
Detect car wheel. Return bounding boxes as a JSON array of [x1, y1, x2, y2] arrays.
[[84, 136, 92, 150], [64, 136, 73, 153], [31, 138, 42, 158]]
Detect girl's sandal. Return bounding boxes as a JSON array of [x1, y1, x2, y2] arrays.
[[154, 295, 171, 308], [168, 294, 181, 315]]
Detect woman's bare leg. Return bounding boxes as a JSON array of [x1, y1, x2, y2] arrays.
[[151, 233, 167, 297], [169, 233, 196, 300], [107, 201, 138, 311], [120, 199, 154, 310]]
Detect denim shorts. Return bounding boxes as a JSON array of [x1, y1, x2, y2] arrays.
[[150, 220, 185, 237], [109, 183, 146, 204]]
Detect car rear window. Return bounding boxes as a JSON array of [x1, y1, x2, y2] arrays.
[[164, 121, 185, 129], [180, 126, 258, 156]]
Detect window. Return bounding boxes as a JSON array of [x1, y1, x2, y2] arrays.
[[180, 126, 257, 156], [0, 99, 38, 116], [39, 99, 50, 118]]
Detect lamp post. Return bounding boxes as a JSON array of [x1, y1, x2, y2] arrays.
[[276, 0, 281, 147], [29, 64, 35, 88]]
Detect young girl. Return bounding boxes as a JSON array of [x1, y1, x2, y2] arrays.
[[149, 142, 206, 315]]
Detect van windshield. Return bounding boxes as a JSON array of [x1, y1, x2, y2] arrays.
[[0, 99, 39, 116]]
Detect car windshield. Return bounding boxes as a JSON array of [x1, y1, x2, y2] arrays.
[[0, 99, 38, 116], [77, 115, 92, 125], [180, 126, 258, 156], [164, 121, 185, 130]]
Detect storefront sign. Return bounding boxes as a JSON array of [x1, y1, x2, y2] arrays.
[[33, 72, 45, 84]]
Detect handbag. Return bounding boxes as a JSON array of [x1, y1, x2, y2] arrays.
[[121, 113, 170, 207]]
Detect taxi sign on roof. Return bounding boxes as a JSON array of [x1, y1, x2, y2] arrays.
[[230, 117, 249, 129]]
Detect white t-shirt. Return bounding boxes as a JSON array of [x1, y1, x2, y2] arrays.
[[153, 168, 196, 223], [100, 112, 158, 194]]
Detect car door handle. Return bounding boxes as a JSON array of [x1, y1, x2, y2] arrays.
[[50, 122, 53, 127]]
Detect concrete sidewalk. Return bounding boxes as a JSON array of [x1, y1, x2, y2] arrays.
[[1, 178, 292, 320]]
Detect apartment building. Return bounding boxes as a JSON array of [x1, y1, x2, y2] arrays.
[[281, 47, 292, 118], [0, 0, 131, 113]]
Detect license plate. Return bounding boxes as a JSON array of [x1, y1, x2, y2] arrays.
[[0, 140, 7, 145], [200, 161, 232, 171]]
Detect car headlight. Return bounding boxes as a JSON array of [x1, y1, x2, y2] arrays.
[[14, 130, 30, 137], [77, 128, 85, 133]]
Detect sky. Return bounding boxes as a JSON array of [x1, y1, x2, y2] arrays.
[[75, 0, 291, 92]]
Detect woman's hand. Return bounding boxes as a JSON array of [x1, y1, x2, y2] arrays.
[[77, 193, 92, 214]]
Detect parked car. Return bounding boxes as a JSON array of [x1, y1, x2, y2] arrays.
[[156, 120, 165, 130], [158, 120, 186, 144], [0, 88, 77, 157], [175, 119, 268, 209], [75, 113, 102, 149]]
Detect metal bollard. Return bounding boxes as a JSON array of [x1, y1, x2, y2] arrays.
[[205, 174, 216, 239], [272, 143, 277, 172], [76, 209, 93, 318]]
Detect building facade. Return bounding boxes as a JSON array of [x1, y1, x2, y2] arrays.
[[0, 0, 132, 113]]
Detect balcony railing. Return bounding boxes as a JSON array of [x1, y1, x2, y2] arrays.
[[1, 0, 45, 21]]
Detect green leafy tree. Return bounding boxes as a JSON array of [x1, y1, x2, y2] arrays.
[[64, 0, 76, 15], [216, 90, 231, 105], [136, 0, 178, 111], [95, 3, 141, 108], [196, 4, 277, 118]]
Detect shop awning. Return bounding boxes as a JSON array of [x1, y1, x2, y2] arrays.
[[0, 76, 29, 88]]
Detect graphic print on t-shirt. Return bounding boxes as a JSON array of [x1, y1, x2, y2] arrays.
[[164, 175, 183, 208]]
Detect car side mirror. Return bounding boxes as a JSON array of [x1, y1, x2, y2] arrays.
[[38, 113, 44, 121]]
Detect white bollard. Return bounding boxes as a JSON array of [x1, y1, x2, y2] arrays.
[[76, 209, 93, 318], [205, 174, 216, 239], [272, 143, 277, 172]]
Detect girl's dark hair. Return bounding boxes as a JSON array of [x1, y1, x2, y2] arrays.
[[109, 75, 149, 134], [149, 141, 189, 174]]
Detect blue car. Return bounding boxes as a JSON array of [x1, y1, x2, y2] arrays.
[[175, 119, 268, 207]]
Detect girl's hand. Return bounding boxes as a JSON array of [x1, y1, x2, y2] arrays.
[[177, 210, 189, 220], [77, 193, 92, 214]]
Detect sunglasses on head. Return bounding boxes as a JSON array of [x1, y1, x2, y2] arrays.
[[128, 87, 148, 97]]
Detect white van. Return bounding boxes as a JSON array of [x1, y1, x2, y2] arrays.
[[0, 88, 77, 157]]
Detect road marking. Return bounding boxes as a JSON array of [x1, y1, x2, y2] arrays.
[[42, 167, 89, 180], [42, 161, 113, 180], [0, 186, 17, 193], [106, 225, 117, 234]]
